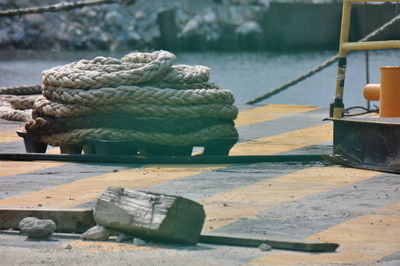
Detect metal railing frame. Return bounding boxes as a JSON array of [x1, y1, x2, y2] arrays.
[[332, 0, 400, 118]]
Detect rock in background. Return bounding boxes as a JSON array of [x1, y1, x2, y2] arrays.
[[0, 0, 269, 51], [0, 0, 398, 51]]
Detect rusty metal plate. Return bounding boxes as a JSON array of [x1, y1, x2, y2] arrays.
[[331, 117, 400, 173]]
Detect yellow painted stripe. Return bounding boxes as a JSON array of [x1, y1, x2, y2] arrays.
[[249, 201, 400, 265], [0, 104, 318, 178], [230, 123, 332, 155], [0, 121, 332, 208], [0, 129, 21, 143], [0, 104, 316, 145], [0, 161, 65, 177], [200, 166, 378, 231], [0, 165, 225, 207], [0, 147, 61, 177], [235, 104, 317, 127], [69, 240, 150, 251]]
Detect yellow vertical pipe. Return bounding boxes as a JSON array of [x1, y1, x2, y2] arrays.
[[333, 0, 352, 118], [338, 0, 352, 58]]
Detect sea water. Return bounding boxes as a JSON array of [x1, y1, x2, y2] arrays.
[[0, 49, 399, 109]]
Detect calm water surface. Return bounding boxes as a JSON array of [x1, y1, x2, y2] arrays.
[[1, 49, 399, 109]]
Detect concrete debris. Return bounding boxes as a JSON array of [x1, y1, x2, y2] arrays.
[[18, 217, 56, 239], [258, 242, 272, 251], [80, 225, 110, 241], [133, 238, 147, 246], [116, 233, 133, 243]]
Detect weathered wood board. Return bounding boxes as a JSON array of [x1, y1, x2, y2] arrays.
[[94, 187, 205, 244]]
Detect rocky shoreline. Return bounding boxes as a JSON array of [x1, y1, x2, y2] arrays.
[[0, 0, 268, 51], [0, 0, 398, 52]]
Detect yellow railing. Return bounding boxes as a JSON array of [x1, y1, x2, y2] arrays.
[[332, 0, 400, 118]]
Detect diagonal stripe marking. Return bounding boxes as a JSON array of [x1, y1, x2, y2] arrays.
[[0, 104, 319, 178], [248, 201, 400, 265], [0, 161, 65, 177], [0, 148, 60, 177], [0, 105, 331, 210], [0, 165, 225, 207], [69, 240, 151, 251], [0, 129, 21, 143], [0, 122, 331, 207], [0, 123, 331, 207], [235, 104, 317, 127], [230, 123, 332, 155], [200, 166, 379, 232]]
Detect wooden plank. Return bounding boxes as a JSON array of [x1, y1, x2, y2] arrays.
[[199, 234, 339, 252], [94, 187, 205, 245], [0, 207, 95, 233], [0, 153, 325, 164]]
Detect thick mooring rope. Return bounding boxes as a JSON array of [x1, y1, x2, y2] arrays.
[[32, 96, 238, 119], [41, 51, 179, 89], [26, 114, 234, 135], [41, 124, 238, 147], [0, 93, 39, 121], [0, 107, 32, 122], [41, 85, 234, 105], [2, 50, 239, 147], [0, 85, 41, 95]]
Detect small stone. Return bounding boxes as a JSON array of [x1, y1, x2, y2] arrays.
[[259, 243, 272, 251], [105, 10, 125, 27], [203, 11, 216, 23], [80, 225, 110, 241], [19, 217, 56, 239], [24, 14, 45, 25], [64, 243, 73, 249], [116, 233, 133, 243], [235, 21, 262, 35], [133, 238, 147, 246]]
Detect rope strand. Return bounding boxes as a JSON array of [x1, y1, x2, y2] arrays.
[[0, 0, 135, 17]]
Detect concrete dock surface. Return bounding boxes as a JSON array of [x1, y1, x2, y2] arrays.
[[0, 104, 399, 265]]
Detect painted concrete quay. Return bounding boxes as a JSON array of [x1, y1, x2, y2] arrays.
[[0, 104, 399, 265]]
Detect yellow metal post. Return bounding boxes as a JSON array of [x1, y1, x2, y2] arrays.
[[332, 0, 352, 118], [342, 40, 400, 50]]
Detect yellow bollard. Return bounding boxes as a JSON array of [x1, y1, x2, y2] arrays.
[[363, 83, 380, 101], [380, 66, 400, 118]]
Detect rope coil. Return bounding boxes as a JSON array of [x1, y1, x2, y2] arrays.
[[26, 114, 234, 135], [41, 85, 235, 105], [32, 96, 238, 119], [5, 50, 239, 148]]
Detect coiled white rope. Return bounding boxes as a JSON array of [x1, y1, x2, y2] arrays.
[[4, 50, 238, 147]]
